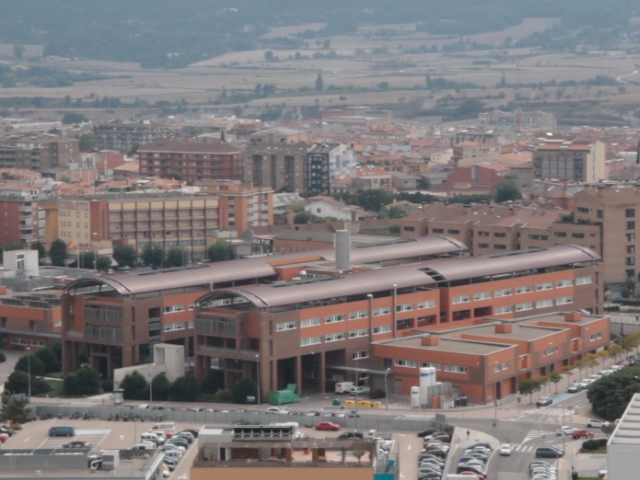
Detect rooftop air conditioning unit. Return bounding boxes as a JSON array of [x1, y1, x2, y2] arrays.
[[101, 450, 120, 471]]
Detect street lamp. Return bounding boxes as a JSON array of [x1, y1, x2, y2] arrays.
[[92, 232, 98, 269], [27, 347, 31, 397], [255, 354, 261, 406], [148, 373, 153, 407], [384, 368, 391, 411], [355, 355, 360, 413]]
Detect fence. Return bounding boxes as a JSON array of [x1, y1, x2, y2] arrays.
[[31, 403, 446, 433]]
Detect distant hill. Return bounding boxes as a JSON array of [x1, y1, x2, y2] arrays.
[[0, 0, 637, 68]]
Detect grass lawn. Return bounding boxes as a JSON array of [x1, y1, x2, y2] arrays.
[[590, 448, 607, 454]]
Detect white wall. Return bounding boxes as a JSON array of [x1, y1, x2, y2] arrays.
[[4, 250, 39, 277]]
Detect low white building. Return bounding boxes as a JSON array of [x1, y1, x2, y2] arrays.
[[304, 196, 373, 222], [607, 392, 640, 479]]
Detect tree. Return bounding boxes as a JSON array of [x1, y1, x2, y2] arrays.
[[376, 81, 390, 91], [539, 375, 550, 395], [315, 72, 324, 91], [352, 450, 366, 463], [518, 378, 541, 404], [201, 369, 224, 394], [294, 211, 313, 224], [151, 373, 171, 401], [5, 371, 29, 395], [264, 50, 274, 62], [207, 243, 236, 263], [96, 255, 112, 271], [166, 246, 188, 267], [141, 244, 165, 269], [78, 132, 95, 152], [608, 343, 623, 363], [389, 223, 401, 234], [576, 359, 587, 380], [0, 351, 5, 363], [34, 347, 60, 374], [49, 239, 67, 267], [113, 244, 137, 268], [494, 180, 521, 203], [30, 241, 46, 261], [49, 340, 62, 364], [15, 355, 44, 376], [621, 285, 631, 299], [232, 378, 257, 404], [13, 44, 25, 59], [587, 367, 640, 420], [623, 332, 640, 355], [167, 171, 184, 181], [120, 371, 148, 400], [62, 372, 80, 396], [586, 353, 600, 374], [170, 375, 200, 402], [62, 113, 87, 124], [76, 367, 101, 396], [623, 277, 636, 296], [1, 392, 30, 424], [549, 371, 562, 394]]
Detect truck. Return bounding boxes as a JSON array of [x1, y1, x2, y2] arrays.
[[334, 382, 355, 394], [268, 384, 301, 405]]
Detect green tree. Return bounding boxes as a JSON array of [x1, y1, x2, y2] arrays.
[[167, 171, 184, 181], [518, 378, 541, 404], [120, 371, 148, 400], [621, 285, 630, 299], [376, 81, 390, 91], [587, 367, 640, 420], [549, 371, 562, 394], [170, 375, 200, 402], [63, 113, 87, 124], [0, 351, 5, 363], [34, 347, 60, 374], [62, 372, 80, 396], [76, 367, 101, 395], [113, 244, 137, 268], [141, 244, 165, 269], [539, 375, 550, 395], [30, 241, 46, 261], [78, 132, 95, 152], [201, 369, 224, 394], [13, 44, 25, 59], [166, 246, 188, 267], [48, 239, 67, 267], [576, 359, 587, 380], [294, 211, 313, 224], [49, 340, 62, 364], [608, 343, 623, 363], [1, 392, 30, 424], [389, 223, 401, 234], [96, 255, 112, 271], [15, 355, 44, 376], [264, 50, 274, 62], [623, 277, 636, 296], [151, 373, 171, 401], [586, 352, 600, 374], [232, 378, 258, 404], [315, 72, 324, 91], [207, 243, 236, 263], [494, 180, 521, 203], [5, 371, 29, 395], [31, 377, 52, 396], [355, 189, 393, 212]]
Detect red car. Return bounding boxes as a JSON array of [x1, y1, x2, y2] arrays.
[[572, 429, 594, 439], [315, 421, 340, 431], [0, 433, 8, 443]]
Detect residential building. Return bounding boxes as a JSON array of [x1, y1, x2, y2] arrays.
[[192, 425, 378, 480], [249, 127, 311, 145], [61, 235, 467, 377], [354, 166, 392, 191], [138, 141, 243, 183], [445, 163, 511, 196], [400, 203, 602, 258], [93, 121, 176, 151], [533, 140, 606, 183], [451, 142, 502, 166], [479, 109, 556, 130], [390, 171, 420, 190], [373, 311, 609, 403], [194, 180, 273, 233], [304, 196, 374, 222], [573, 185, 640, 283], [0, 191, 45, 246], [607, 393, 640, 480], [58, 193, 220, 262], [0, 134, 79, 170], [244, 143, 308, 193], [191, 243, 601, 400], [306, 143, 356, 196]]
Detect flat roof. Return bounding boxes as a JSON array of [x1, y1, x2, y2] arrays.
[[138, 140, 240, 154], [463, 324, 561, 341], [610, 393, 640, 445], [381, 336, 509, 355]]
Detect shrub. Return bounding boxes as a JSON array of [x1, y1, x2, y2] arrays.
[[34, 347, 60, 374], [31, 377, 52, 396], [0, 350, 6, 363], [76, 367, 101, 396], [120, 371, 148, 400], [15, 355, 44, 376], [101, 379, 114, 392], [62, 373, 79, 396], [201, 369, 224, 394], [212, 389, 233, 403], [232, 378, 257, 404], [151, 373, 171, 401], [170, 376, 200, 402]]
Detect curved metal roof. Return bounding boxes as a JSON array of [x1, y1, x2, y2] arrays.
[[424, 244, 600, 282], [198, 263, 437, 308], [64, 235, 466, 296]]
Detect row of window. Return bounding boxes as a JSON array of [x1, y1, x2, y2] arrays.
[[542, 346, 559, 356], [494, 362, 509, 372], [163, 321, 195, 332], [590, 332, 603, 341], [452, 277, 590, 305], [394, 359, 468, 374], [11, 338, 44, 347], [494, 297, 573, 315], [300, 325, 391, 346]]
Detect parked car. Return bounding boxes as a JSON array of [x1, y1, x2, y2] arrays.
[[0, 433, 8, 443], [499, 444, 512, 456], [536, 396, 553, 407], [468, 442, 492, 450], [572, 429, 595, 439], [568, 383, 582, 393], [598, 464, 607, 478], [265, 407, 290, 415], [348, 386, 370, 396], [535, 446, 564, 458], [0, 427, 13, 437], [338, 431, 363, 439], [587, 419, 610, 428], [417, 428, 438, 438], [315, 421, 340, 431], [369, 389, 386, 399], [556, 425, 575, 436], [63, 440, 91, 449]]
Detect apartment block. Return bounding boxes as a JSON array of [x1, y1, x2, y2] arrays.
[[194, 180, 273, 233], [306, 143, 356, 196], [0, 291, 62, 351], [373, 311, 609, 403], [138, 141, 243, 183], [93, 122, 176, 151], [0, 192, 45, 246], [533, 140, 606, 183], [400, 203, 602, 258], [243, 143, 308, 193], [249, 127, 311, 145], [58, 194, 220, 261], [0, 134, 79, 170], [479, 109, 556, 130]]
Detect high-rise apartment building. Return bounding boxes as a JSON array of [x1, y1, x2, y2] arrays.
[[0, 134, 79, 170], [306, 143, 356, 196], [533, 140, 606, 183], [93, 122, 176, 151], [0, 192, 45, 245], [244, 144, 308, 193]]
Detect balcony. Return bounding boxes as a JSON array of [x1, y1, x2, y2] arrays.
[[0, 323, 59, 338], [19, 224, 32, 230], [197, 344, 259, 358], [19, 205, 33, 213]]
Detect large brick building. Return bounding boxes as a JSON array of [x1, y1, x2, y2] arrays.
[[0, 192, 45, 246], [0, 134, 79, 170], [138, 141, 243, 183], [244, 143, 308, 194]]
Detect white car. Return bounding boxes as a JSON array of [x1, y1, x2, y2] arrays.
[[499, 444, 512, 456], [598, 464, 607, 478], [587, 419, 610, 428], [265, 407, 290, 415], [556, 425, 575, 436]]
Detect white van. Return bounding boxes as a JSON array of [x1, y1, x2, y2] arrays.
[[335, 382, 355, 394], [151, 422, 175, 433], [164, 449, 182, 460], [141, 433, 164, 445]]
